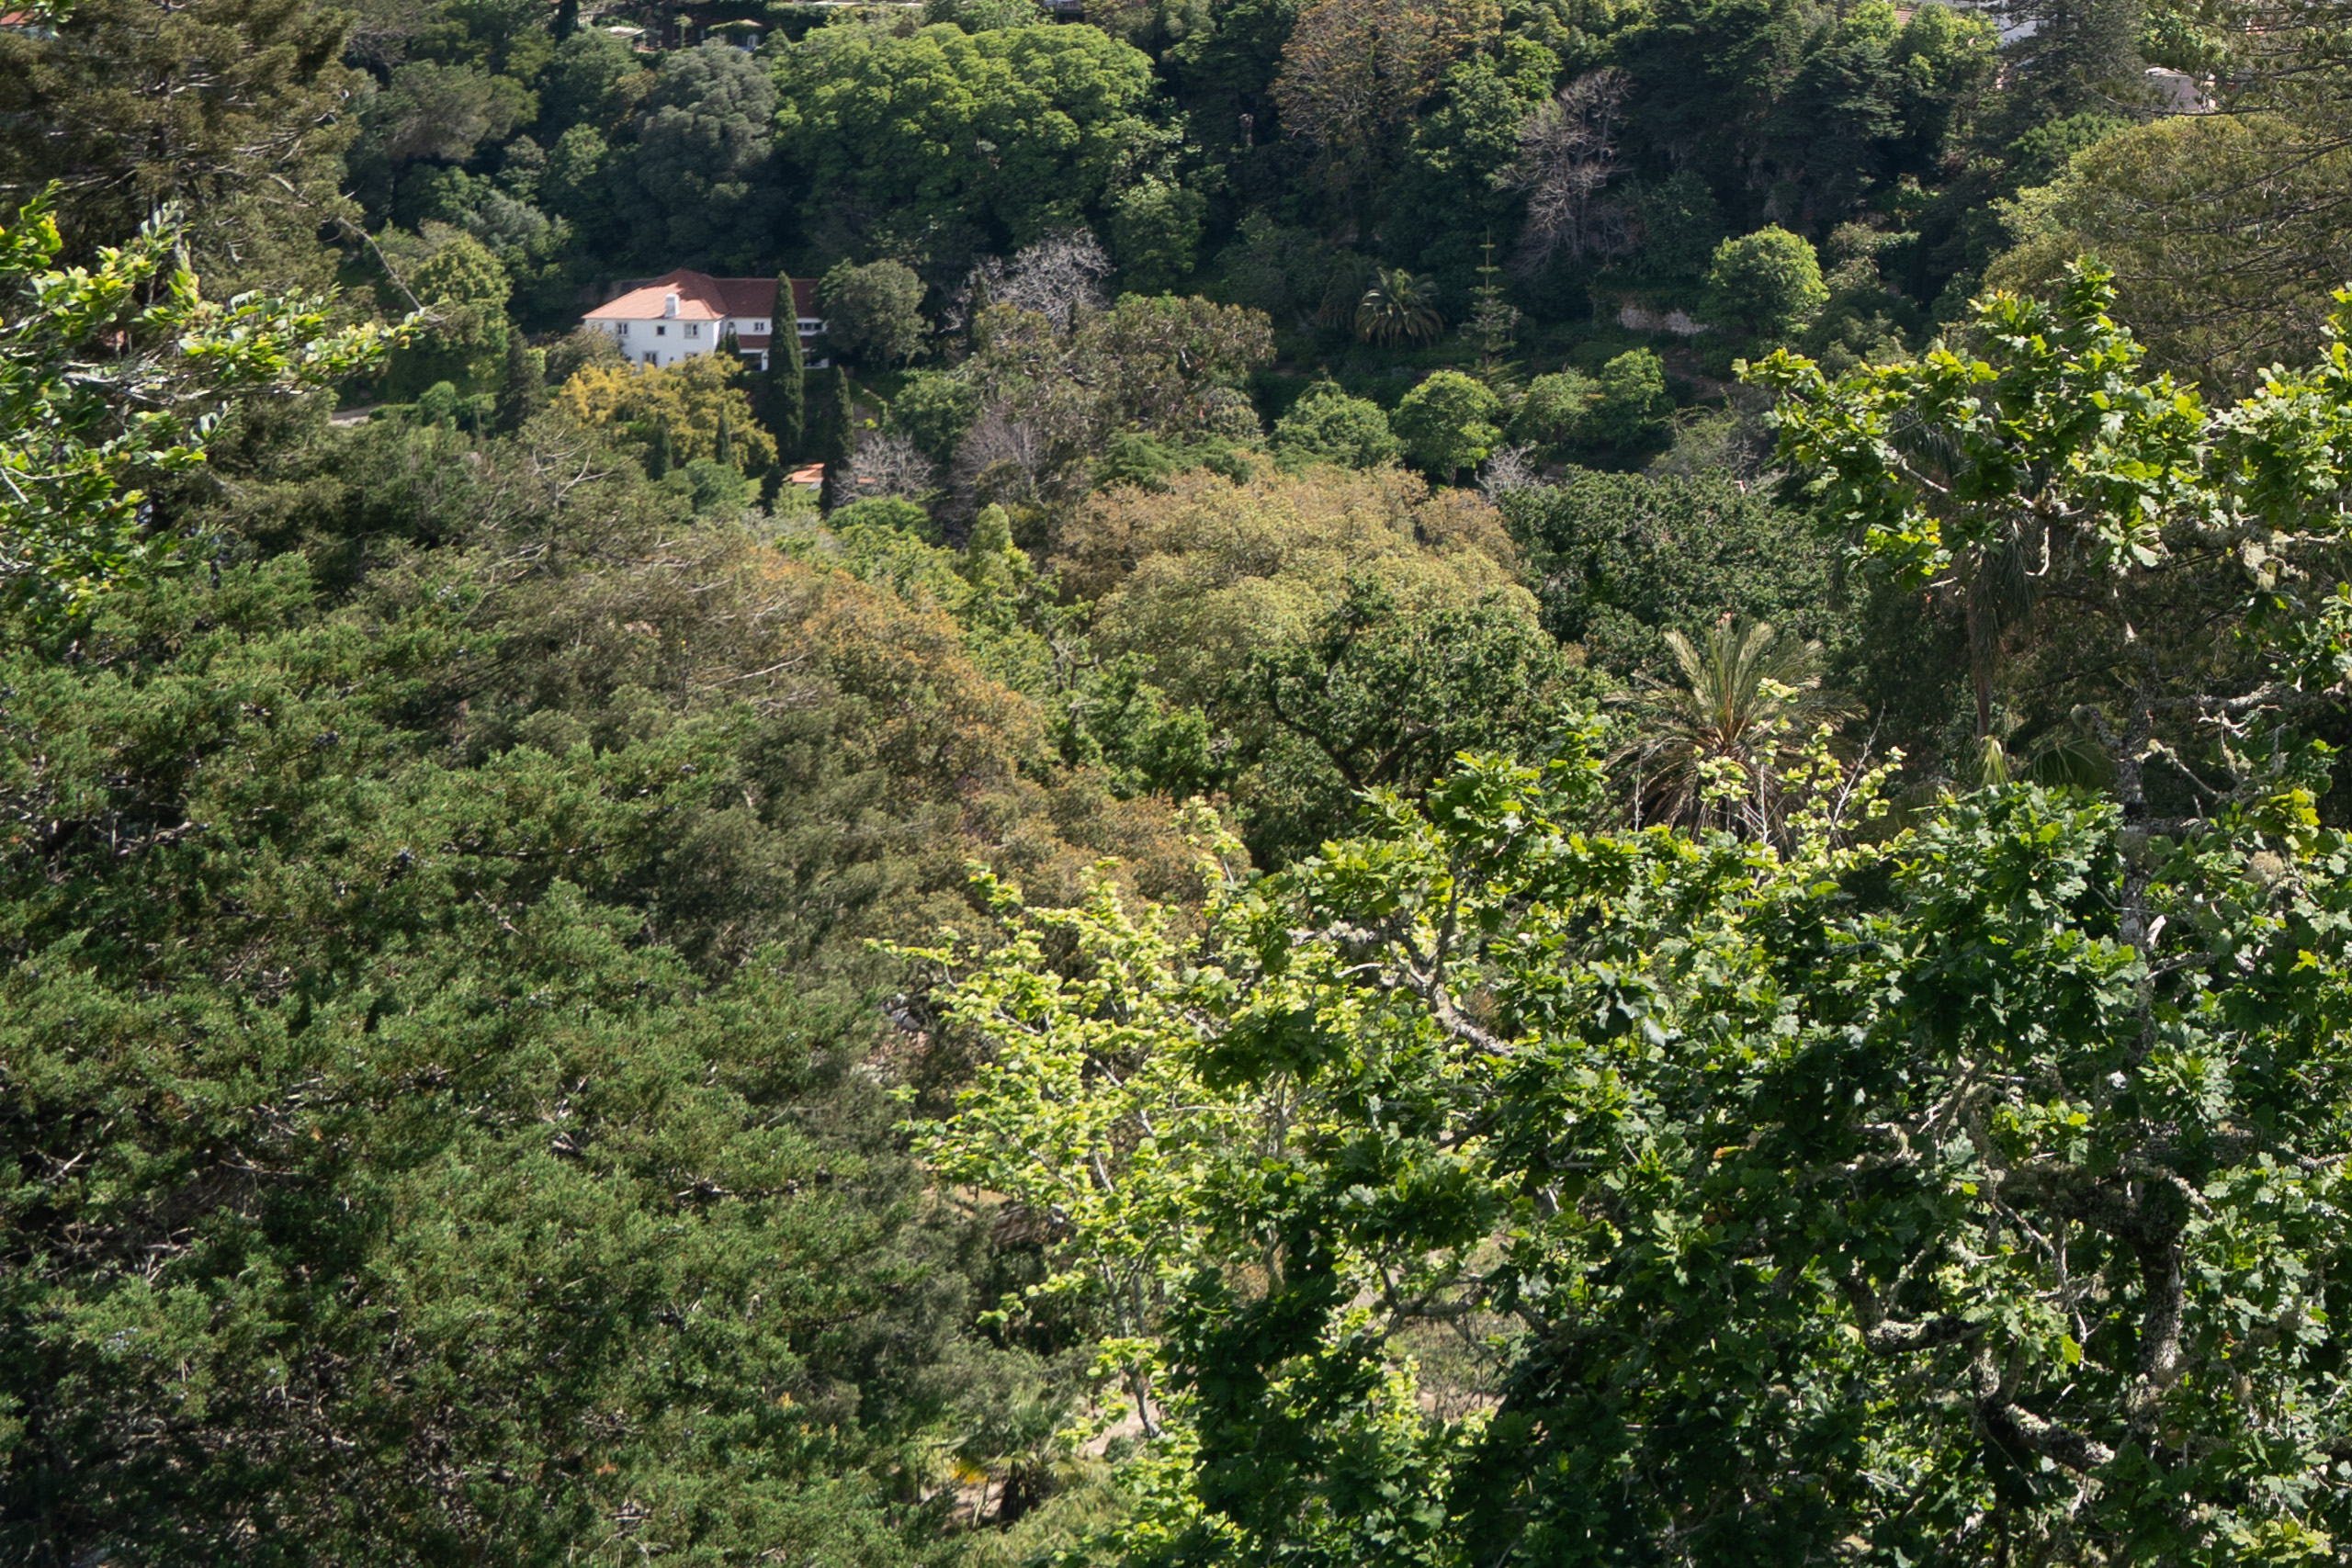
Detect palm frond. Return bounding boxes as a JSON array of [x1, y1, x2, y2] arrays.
[[1614, 617, 1857, 839], [1355, 269, 1444, 347]]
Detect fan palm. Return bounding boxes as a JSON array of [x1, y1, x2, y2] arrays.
[[1354, 268, 1444, 347], [1616, 617, 1855, 840]]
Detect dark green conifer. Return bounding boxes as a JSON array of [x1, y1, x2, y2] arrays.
[[492, 331, 545, 434], [764, 274, 806, 459], [814, 367, 851, 511]]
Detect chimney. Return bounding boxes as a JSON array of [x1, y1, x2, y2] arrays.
[[663, 292, 678, 319]]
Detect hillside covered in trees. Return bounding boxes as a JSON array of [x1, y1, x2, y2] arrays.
[[7, 0, 2352, 1562]]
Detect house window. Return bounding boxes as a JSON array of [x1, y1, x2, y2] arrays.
[[655, 323, 666, 337], [752, 321, 766, 334], [644, 352, 658, 366], [614, 321, 628, 338], [685, 322, 700, 339]]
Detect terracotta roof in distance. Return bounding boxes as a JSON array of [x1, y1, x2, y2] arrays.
[[587, 269, 817, 323]]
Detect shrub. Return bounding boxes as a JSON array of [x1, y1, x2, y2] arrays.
[[1702, 226, 1828, 339], [1390, 370, 1502, 482], [1581, 348, 1672, 456], [1272, 381, 1400, 470], [818, 259, 928, 367]]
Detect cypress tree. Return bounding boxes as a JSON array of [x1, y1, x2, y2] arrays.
[[715, 410, 735, 470], [814, 367, 851, 512], [966, 267, 992, 352], [645, 422, 673, 480], [553, 0, 578, 38], [764, 274, 806, 459], [492, 331, 545, 434]]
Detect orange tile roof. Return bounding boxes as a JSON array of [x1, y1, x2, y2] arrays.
[[586, 268, 816, 324]]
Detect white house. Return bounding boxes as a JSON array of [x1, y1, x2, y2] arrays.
[[582, 269, 825, 372]]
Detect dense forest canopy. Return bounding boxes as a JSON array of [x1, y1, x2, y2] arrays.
[[7, 0, 2352, 1561]]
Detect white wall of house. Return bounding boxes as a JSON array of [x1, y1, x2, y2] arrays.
[[589, 292, 826, 372]]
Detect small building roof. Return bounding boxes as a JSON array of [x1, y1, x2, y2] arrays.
[[786, 464, 826, 488], [586, 269, 817, 324]]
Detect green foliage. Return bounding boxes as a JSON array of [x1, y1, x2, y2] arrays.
[[923, 0, 1048, 29], [1391, 368, 1502, 480], [2005, 109, 2131, 186], [1579, 347, 1672, 457], [0, 553, 989, 1565], [1505, 368, 1597, 459], [492, 331, 546, 433], [1054, 652, 1222, 802], [1202, 212, 1356, 327], [0, 196, 387, 613], [766, 274, 809, 457], [620, 43, 783, 271], [1382, 44, 1560, 289], [0, 0, 362, 293], [812, 366, 854, 508], [828, 496, 937, 536], [1984, 114, 2352, 387], [1095, 431, 1185, 492], [682, 454, 753, 512], [557, 353, 778, 473], [1753, 264, 2208, 739], [1703, 224, 1828, 339], [1353, 266, 1444, 347], [1109, 175, 1208, 295], [775, 23, 1178, 266], [1615, 0, 1992, 248], [1616, 614, 1856, 839], [925, 728, 2352, 1562], [1067, 295, 1274, 437], [1624, 170, 1728, 278], [1498, 468, 1847, 676], [1272, 381, 1401, 470], [23, 0, 2352, 1552], [1235, 581, 1600, 859], [381, 231, 512, 399], [537, 25, 636, 137], [886, 370, 983, 466], [820, 259, 931, 367], [943, 290, 1272, 509], [1618, 0, 1811, 214], [1063, 464, 1530, 710], [350, 61, 534, 224], [1798, 246, 1914, 373], [1755, 258, 2352, 794]]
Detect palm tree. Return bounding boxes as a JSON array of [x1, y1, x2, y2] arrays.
[[1616, 617, 1854, 840], [1354, 268, 1444, 347]]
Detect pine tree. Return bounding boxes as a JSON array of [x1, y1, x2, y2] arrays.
[[646, 422, 673, 480], [764, 274, 806, 460], [493, 331, 546, 434], [1466, 236, 1522, 388]]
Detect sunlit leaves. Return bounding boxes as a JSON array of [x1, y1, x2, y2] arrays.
[[0, 191, 390, 612]]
